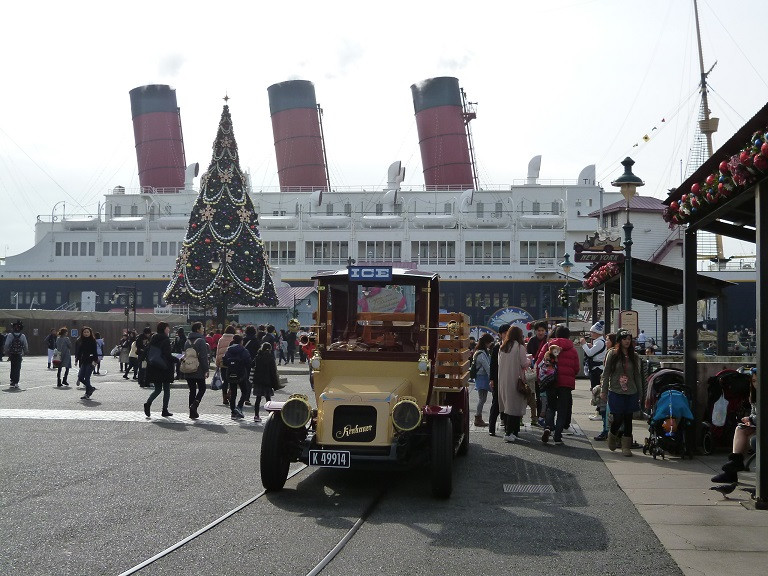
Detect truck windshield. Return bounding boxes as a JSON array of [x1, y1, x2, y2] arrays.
[[326, 283, 419, 353]]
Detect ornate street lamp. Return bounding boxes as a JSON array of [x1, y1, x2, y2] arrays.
[[611, 157, 644, 311]]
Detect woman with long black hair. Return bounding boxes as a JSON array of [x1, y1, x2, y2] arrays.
[[75, 327, 99, 400], [600, 328, 642, 456], [55, 327, 72, 387], [497, 326, 531, 442], [143, 322, 175, 418]]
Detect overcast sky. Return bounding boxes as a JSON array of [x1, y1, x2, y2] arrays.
[[2, 0, 767, 259]]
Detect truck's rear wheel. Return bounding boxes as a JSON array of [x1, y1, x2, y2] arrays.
[[430, 418, 453, 498], [456, 387, 470, 456], [261, 412, 291, 491]]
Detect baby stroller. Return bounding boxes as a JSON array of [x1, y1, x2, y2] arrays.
[[703, 368, 752, 451], [642, 369, 694, 459]]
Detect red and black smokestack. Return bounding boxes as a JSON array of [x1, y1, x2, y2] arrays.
[[267, 80, 329, 192], [411, 77, 474, 189], [129, 85, 187, 191]]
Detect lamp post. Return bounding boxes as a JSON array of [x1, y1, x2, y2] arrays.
[[112, 283, 137, 331], [611, 157, 644, 311], [560, 253, 573, 328]]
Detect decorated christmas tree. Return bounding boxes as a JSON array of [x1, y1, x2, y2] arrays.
[[164, 102, 277, 327]]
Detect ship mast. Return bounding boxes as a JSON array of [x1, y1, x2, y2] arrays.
[[692, 0, 725, 262]]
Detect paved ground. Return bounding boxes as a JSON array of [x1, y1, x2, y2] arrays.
[[0, 355, 762, 575]]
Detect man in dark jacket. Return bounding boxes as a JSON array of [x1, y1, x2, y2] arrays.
[[4, 321, 30, 388], [487, 324, 510, 437], [223, 334, 251, 419], [242, 325, 261, 406], [184, 322, 210, 419], [136, 327, 153, 388], [535, 325, 579, 446]]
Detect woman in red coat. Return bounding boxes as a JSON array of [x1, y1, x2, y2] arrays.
[[535, 324, 579, 445]]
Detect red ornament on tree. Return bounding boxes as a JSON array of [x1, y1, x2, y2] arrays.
[[705, 174, 715, 186], [719, 160, 730, 173], [244, 277, 250, 282], [204, 238, 211, 244], [690, 183, 700, 194], [670, 201, 679, 211], [754, 154, 768, 172]]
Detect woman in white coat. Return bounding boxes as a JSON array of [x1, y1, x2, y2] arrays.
[[497, 325, 532, 443]]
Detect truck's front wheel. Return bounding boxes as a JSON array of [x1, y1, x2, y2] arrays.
[[430, 417, 453, 498], [261, 412, 291, 491]]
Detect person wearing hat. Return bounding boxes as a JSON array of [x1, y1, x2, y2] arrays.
[[581, 321, 608, 440], [3, 321, 29, 388], [600, 328, 642, 456]]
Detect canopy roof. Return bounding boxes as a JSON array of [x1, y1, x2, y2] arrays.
[[586, 258, 733, 307]]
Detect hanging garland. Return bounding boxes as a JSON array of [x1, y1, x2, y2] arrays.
[[582, 262, 621, 289], [664, 128, 768, 225]]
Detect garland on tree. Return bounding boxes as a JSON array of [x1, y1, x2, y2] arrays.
[[582, 262, 620, 289], [664, 128, 768, 225], [164, 104, 278, 308]]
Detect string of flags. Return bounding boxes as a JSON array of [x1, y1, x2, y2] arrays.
[[633, 118, 666, 147]]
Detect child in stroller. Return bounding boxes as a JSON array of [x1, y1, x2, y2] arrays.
[[642, 369, 694, 459]]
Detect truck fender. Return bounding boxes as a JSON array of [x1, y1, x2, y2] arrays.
[[424, 405, 452, 417], [264, 400, 287, 412]]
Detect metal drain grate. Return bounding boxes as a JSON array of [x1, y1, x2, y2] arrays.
[[503, 484, 556, 494]]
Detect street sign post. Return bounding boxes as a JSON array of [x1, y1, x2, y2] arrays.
[[619, 310, 639, 337]]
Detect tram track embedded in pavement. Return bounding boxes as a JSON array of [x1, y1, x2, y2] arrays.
[[116, 465, 309, 576]]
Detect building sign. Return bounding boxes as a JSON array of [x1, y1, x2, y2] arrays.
[[348, 266, 392, 282], [575, 252, 625, 263], [619, 310, 639, 337]]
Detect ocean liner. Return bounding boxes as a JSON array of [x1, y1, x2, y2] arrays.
[[0, 77, 752, 337]]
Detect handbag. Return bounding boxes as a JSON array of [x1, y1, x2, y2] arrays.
[[147, 344, 168, 370], [52, 349, 62, 367], [517, 375, 529, 395], [211, 368, 223, 391]]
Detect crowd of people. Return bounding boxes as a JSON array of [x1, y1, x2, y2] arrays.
[[470, 319, 652, 455], [3, 320, 314, 423]]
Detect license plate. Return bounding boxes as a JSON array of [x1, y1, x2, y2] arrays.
[[309, 450, 351, 468]]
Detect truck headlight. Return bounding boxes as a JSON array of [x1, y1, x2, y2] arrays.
[[281, 394, 312, 428], [392, 397, 421, 432], [310, 350, 322, 371]]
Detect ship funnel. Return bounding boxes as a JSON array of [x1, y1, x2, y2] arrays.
[[129, 85, 187, 191], [184, 162, 199, 192], [410, 77, 474, 190], [577, 164, 596, 186], [267, 80, 329, 192], [527, 155, 542, 185]]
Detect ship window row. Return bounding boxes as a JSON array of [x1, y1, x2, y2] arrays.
[[55, 242, 96, 257], [264, 240, 567, 266], [103, 242, 145, 257], [438, 289, 540, 314], [4, 290, 171, 309], [519, 241, 566, 266]]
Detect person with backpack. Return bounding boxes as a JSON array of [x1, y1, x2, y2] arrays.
[[222, 334, 251, 419], [46, 329, 57, 370], [182, 322, 209, 420], [143, 322, 175, 418], [251, 341, 279, 423], [472, 334, 494, 428], [4, 321, 29, 388], [74, 326, 99, 400]]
